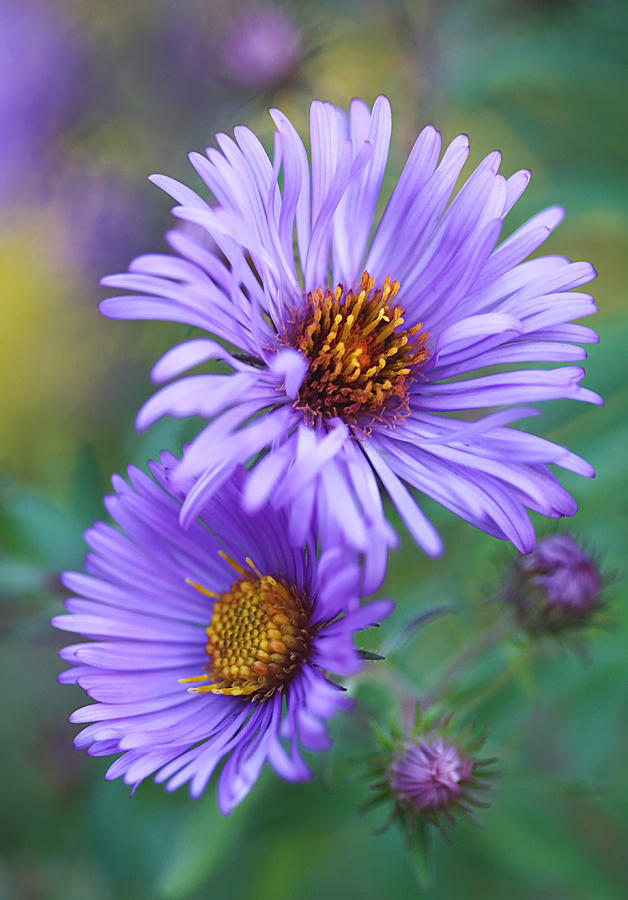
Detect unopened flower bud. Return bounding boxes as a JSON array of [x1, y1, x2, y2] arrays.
[[366, 710, 494, 836], [390, 738, 473, 817], [504, 534, 601, 635]]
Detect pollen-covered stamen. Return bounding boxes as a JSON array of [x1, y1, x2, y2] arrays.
[[181, 556, 312, 700], [286, 271, 429, 428]]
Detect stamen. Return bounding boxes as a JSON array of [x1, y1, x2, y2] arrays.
[[185, 579, 218, 598], [218, 550, 247, 575], [245, 557, 263, 577], [284, 271, 429, 431]]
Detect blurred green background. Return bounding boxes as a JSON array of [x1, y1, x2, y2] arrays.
[[1, 0, 627, 897]]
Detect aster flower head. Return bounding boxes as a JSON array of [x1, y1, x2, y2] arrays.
[[502, 532, 602, 635], [52, 456, 392, 814], [101, 96, 601, 586]]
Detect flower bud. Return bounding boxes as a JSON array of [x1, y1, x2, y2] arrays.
[[504, 534, 601, 635], [366, 710, 494, 835], [389, 739, 474, 819]]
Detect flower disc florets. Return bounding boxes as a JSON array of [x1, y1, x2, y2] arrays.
[[286, 271, 429, 430], [185, 562, 312, 699], [503, 533, 602, 635]]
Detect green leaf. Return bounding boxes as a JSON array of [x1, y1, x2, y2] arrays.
[[357, 649, 386, 661]]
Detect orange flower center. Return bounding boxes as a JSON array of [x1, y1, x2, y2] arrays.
[[286, 271, 429, 430]]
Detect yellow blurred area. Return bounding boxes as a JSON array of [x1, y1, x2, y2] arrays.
[[0, 217, 140, 491]]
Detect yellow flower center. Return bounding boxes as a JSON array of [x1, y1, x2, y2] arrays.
[[286, 271, 429, 431], [181, 554, 311, 700]]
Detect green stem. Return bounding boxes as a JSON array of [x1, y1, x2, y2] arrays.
[[354, 615, 514, 716], [422, 617, 513, 708]]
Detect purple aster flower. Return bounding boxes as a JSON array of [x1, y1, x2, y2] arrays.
[[100, 96, 601, 583], [502, 532, 602, 634], [52, 455, 392, 813]]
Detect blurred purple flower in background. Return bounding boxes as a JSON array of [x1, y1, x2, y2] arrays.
[[216, 5, 303, 90], [161, 2, 304, 97], [0, 0, 86, 206], [503, 533, 602, 634], [101, 96, 601, 582], [53, 456, 392, 814], [50, 166, 156, 280]]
